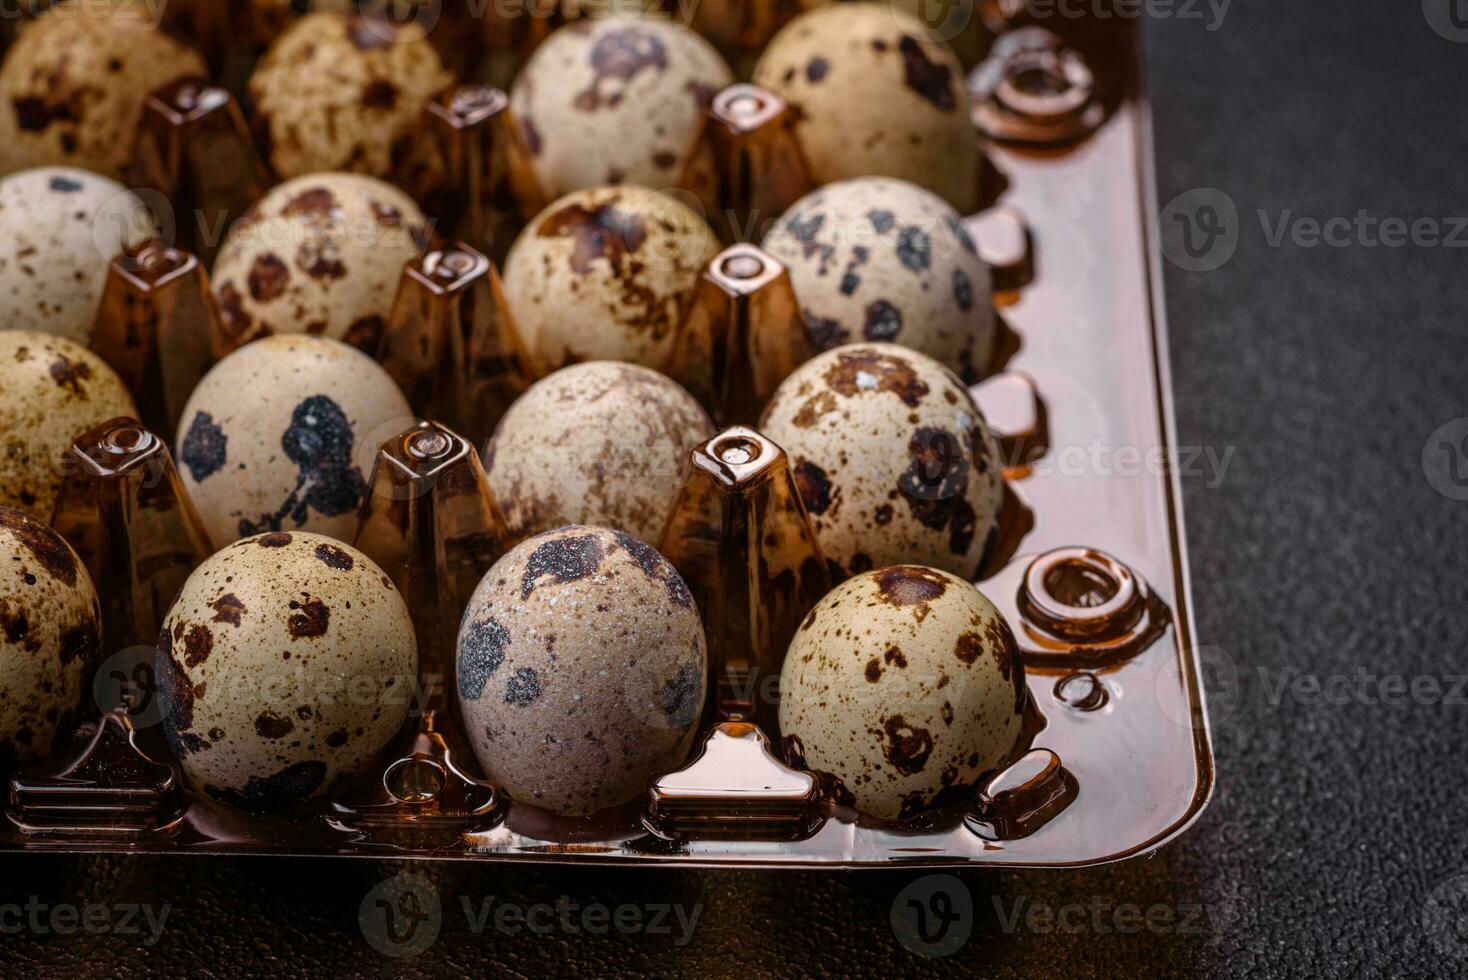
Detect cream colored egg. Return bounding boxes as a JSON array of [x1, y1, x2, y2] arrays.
[[0, 331, 138, 521], [457, 525, 706, 815], [752, 3, 981, 213], [0, 168, 155, 346], [157, 530, 416, 807], [175, 335, 413, 547], [511, 15, 734, 197], [211, 172, 428, 354], [0, 0, 207, 179], [0, 507, 100, 768], [779, 565, 1025, 820], [503, 186, 721, 375], [762, 177, 995, 383], [485, 361, 713, 544], [249, 10, 451, 180], [760, 343, 1003, 579]]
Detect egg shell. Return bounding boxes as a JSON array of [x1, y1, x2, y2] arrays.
[[485, 361, 713, 544], [175, 335, 413, 547], [752, 3, 981, 213], [503, 185, 721, 375], [762, 177, 995, 383], [511, 15, 734, 197], [0, 507, 101, 768], [0, 168, 154, 346], [779, 565, 1025, 820], [0, 331, 139, 521], [456, 525, 706, 815], [211, 172, 428, 353], [249, 11, 451, 180], [157, 531, 416, 808], [0, 1, 207, 179], [759, 343, 1003, 579]]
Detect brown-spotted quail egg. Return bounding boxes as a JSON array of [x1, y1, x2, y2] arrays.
[[457, 525, 706, 815], [760, 343, 1003, 579], [211, 172, 428, 353], [0, 507, 101, 769], [503, 186, 721, 375], [157, 530, 416, 808], [780, 565, 1025, 820], [752, 3, 981, 213], [510, 15, 735, 197], [0, 168, 155, 345], [175, 335, 412, 547], [762, 177, 995, 383], [0, 331, 138, 521], [249, 11, 451, 180], [0, 0, 207, 179], [485, 361, 713, 544]]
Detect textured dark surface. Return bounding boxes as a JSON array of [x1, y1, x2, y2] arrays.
[[3, 3, 1467, 977]]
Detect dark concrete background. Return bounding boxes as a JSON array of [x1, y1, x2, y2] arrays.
[[3, 2, 1468, 976]]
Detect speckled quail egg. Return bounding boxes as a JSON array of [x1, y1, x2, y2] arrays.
[[760, 343, 1003, 580], [503, 186, 721, 375], [0, 506, 101, 769], [249, 10, 452, 180], [0, 168, 155, 346], [485, 361, 713, 544], [157, 530, 416, 808], [0, 331, 139, 521], [457, 525, 706, 815], [211, 172, 429, 353], [762, 177, 995, 383], [0, 0, 207, 179], [175, 335, 413, 547], [752, 3, 981, 213], [780, 564, 1025, 820], [510, 15, 735, 197]]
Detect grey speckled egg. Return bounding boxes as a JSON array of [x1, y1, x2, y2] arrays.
[[503, 185, 721, 375], [211, 173, 428, 354], [457, 525, 706, 815], [485, 361, 713, 544], [511, 15, 734, 197], [249, 11, 451, 180], [0, 168, 155, 346], [779, 565, 1025, 820], [0, 506, 100, 769], [157, 530, 416, 808], [762, 177, 995, 383], [175, 335, 413, 547], [752, 3, 981, 213], [0, 1, 207, 179], [760, 343, 1003, 579], [0, 331, 138, 521]]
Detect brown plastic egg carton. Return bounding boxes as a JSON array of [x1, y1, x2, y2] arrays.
[[0, 2, 1213, 867]]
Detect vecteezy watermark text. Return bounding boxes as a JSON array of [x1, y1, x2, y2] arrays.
[[0, 898, 170, 946]]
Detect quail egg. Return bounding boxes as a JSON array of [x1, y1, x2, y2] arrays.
[[510, 15, 735, 197], [485, 361, 713, 544], [0, 0, 208, 179], [760, 343, 1003, 579], [0, 168, 155, 346], [752, 3, 981, 213], [175, 335, 413, 547], [249, 10, 452, 180], [211, 172, 429, 353], [0, 506, 101, 769], [457, 525, 706, 815], [780, 564, 1025, 820], [0, 331, 139, 521], [503, 186, 721, 375], [762, 177, 995, 383], [157, 530, 416, 808]]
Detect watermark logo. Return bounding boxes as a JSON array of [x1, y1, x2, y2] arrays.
[[895, 0, 978, 44], [1159, 644, 1240, 730], [1423, 418, 1468, 501], [92, 645, 167, 728], [359, 874, 443, 959], [1159, 188, 1238, 272], [1423, 0, 1468, 42], [890, 874, 973, 957], [1424, 873, 1468, 960]]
